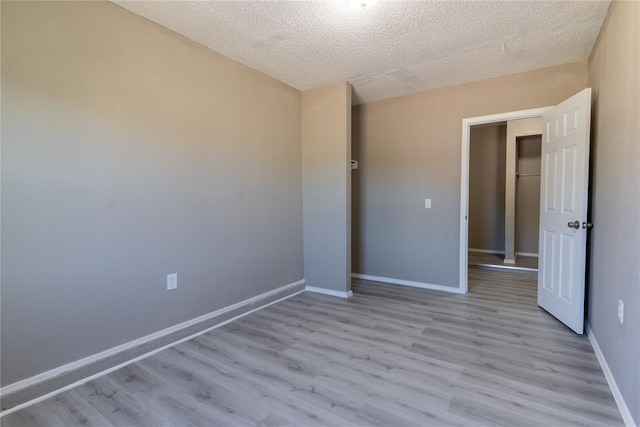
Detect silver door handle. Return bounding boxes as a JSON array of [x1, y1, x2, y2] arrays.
[[582, 222, 593, 229], [568, 221, 580, 229]]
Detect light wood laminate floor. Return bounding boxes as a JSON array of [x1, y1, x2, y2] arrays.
[[3, 269, 622, 426]]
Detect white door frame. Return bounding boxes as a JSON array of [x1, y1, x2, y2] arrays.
[[459, 107, 552, 293]]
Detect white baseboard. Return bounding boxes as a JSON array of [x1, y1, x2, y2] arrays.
[[471, 263, 537, 273], [305, 286, 353, 299], [469, 249, 539, 258], [0, 279, 305, 417], [469, 248, 505, 254], [587, 324, 636, 427], [516, 251, 539, 258], [352, 273, 464, 294]]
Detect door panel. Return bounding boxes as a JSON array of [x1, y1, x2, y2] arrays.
[[559, 233, 574, 302], [544, 152, 558, 211], [541, 231, 556, 292], [538, 88, 591, 334], [561, 147, 577, 213]]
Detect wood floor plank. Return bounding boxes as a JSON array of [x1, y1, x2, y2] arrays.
[[2, 268, 623, 426], [460, 368, 624, 425]]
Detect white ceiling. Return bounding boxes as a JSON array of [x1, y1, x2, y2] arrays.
[[114, 0, 611, 105]]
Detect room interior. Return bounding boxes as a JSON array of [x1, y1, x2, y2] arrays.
[[1, 0, 638, 425]]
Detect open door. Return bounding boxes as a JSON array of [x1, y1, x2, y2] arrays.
[[538, 88, 591, 334]]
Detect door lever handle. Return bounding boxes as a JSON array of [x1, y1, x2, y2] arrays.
[[567, 220, 580, 229]]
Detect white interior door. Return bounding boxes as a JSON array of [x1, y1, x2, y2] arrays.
[[538, 88, 591, 334]]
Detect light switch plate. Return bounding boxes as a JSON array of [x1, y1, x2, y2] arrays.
[[167, 273, 178, 291], [618, 299, 624, 324], [425, 199, 432, 209]]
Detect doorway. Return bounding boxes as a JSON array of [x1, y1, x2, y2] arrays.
[[467, 122, 542, 274], [461, 89, 591, 334], [458, 107, 551, 294]]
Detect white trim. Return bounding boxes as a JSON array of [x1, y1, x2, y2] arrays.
[[468, 248, 505, 255], [516, 251, 539, 258], [468, 249, 538, 258], [352, 273, 464, 294], [471, 263, 537, 273], [305, 286, 353, 299], [587, 325, 637, 427], [503, 258, 517, 265], [459, 107, 553, 294], [0, 279, 305, 415]]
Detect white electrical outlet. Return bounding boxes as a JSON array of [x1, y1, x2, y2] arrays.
[[618, 299, 624, 324], [425, 198, 432, 209], [167, 273, 178, 291]]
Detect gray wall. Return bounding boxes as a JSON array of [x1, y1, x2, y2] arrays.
[[588, 1, 640, 423], [302, 82, 352, 293], [1, 1, 303, 386], [469, 124, 506, 252], [515, 135, 541, 255], [352, 63, 587, 287]]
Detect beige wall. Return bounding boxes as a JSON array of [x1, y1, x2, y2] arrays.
[[469, 124, 506, 252], [505, 117, 542, 261], [515, 135, 541, 255], [1, 1, 303, 386], [352, 62, 587, 286], [587, 1, 640, 423], [302, 82, 352, 293]]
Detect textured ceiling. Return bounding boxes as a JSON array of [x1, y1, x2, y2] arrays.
[[114, 1, 611, 105]]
